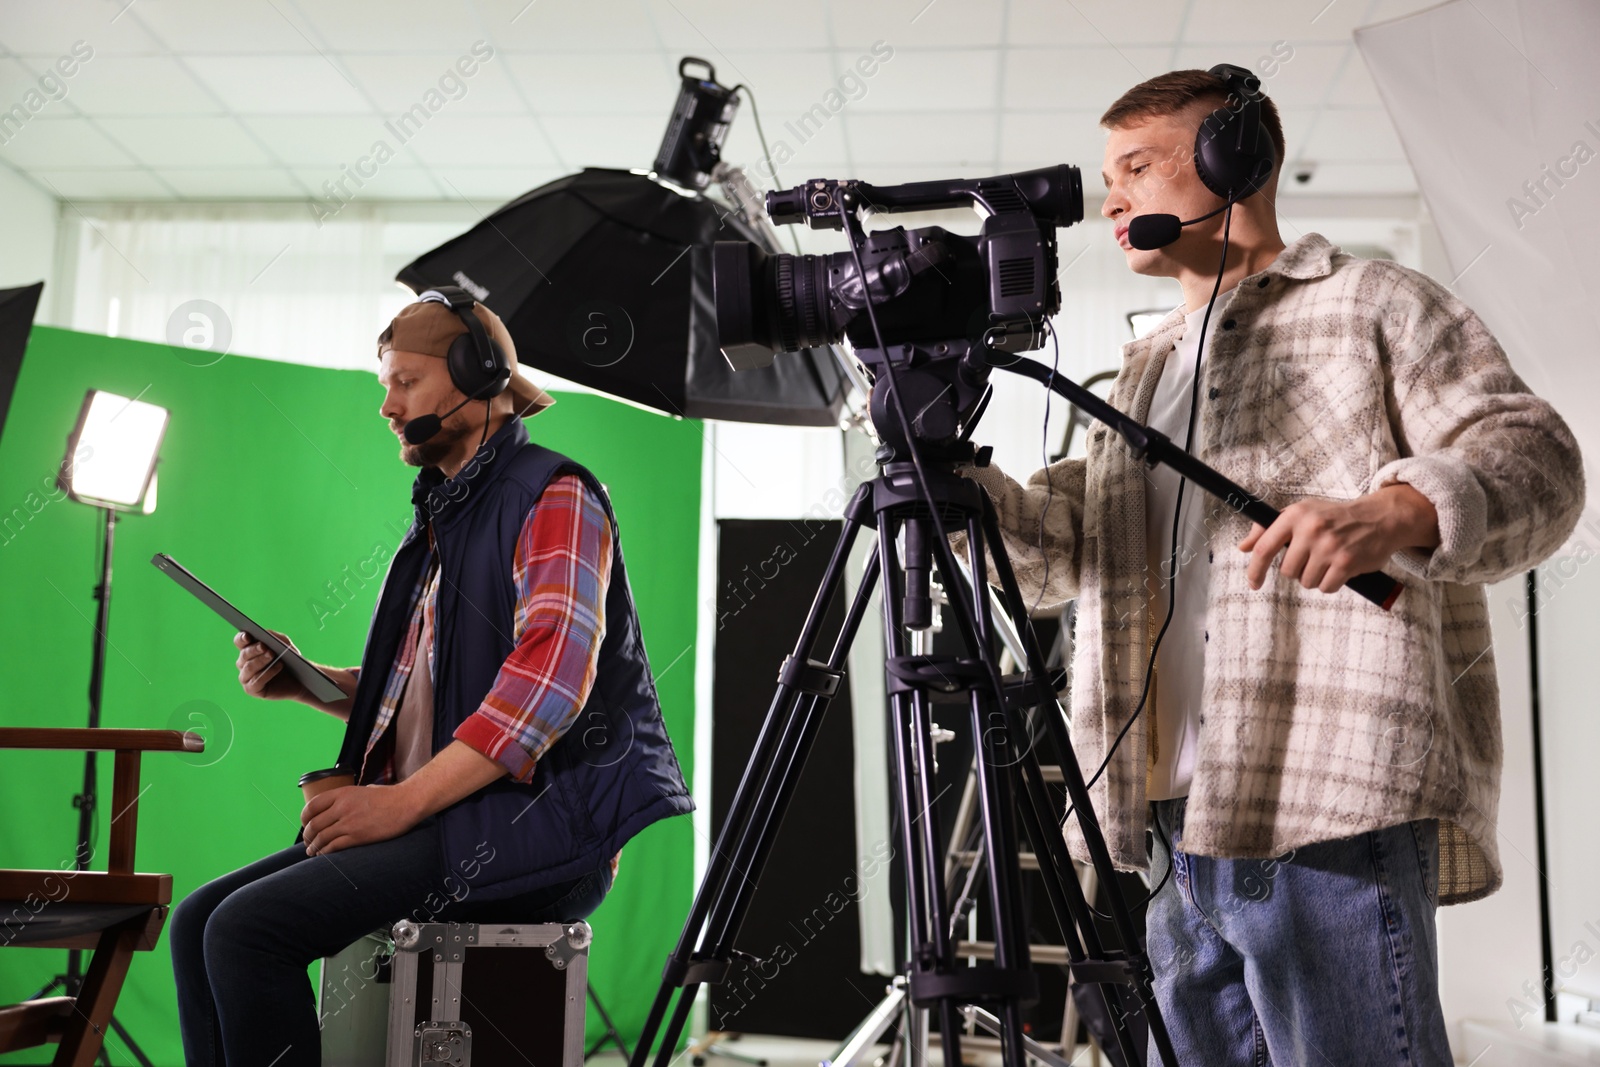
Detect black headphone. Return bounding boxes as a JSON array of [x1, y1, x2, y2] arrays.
[[416, 286, 511, 402], [1126, 64, 1277, 251], [1193, 63, 1276, 202]]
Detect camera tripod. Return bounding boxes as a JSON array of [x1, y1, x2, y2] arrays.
[[629, 448, 1179, 1067]]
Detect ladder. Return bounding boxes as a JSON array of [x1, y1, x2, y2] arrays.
[[936, 594, 1113, 1067]]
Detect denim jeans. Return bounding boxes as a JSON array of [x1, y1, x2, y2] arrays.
[[169, 815, 611, 1067], [1144, 797, 1453, 1067]]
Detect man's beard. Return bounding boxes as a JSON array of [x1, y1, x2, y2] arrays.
[[399, 410, 476, 470]]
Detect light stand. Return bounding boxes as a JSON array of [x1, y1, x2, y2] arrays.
[[29, 390, 167, 1067]]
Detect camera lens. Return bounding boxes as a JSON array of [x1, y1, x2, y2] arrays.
[[713, 242, 839, 370]]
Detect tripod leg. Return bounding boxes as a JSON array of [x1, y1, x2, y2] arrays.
[[635, 494, 883, 1067], [1006, 719, 1149, 1067], [975, 496, 1179, 1067], [878, 519, 964, 1067], [699, 548, 882, 959], [935, 514, 1147, 1067], [945, 518, 1034, 1067], [105, 1014, 155, 1067], [586, 986, 634, 1063]]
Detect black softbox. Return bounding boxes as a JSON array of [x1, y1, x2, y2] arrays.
[[0, 282, 44, 446], [396, 168, 848, 426]]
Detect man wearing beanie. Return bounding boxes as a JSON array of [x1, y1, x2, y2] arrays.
[[170, 291, 693, 1066]]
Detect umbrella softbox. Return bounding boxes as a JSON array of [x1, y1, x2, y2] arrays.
[[396, 168, 848, 426]]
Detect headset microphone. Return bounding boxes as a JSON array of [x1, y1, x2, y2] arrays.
[[1127, 201, 1233, 250], [400, 285, 514, 447], [1127, 63, 1275, 252], [402, 399, 466, 445], [402, 368, 510, 444]]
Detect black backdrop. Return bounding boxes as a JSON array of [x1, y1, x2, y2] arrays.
[[709, 518, 883, 1038], [709, 518, 1133, 1045]]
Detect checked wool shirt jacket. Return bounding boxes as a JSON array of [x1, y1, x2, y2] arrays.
[[964, 233, 1584, 905]]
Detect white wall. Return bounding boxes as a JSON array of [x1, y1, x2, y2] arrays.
[[1413, 214, 1600, 1055], [1437, 574, 1547, 1049], [0, 165, 57, 318], [1521, 537, 1600, 1008]]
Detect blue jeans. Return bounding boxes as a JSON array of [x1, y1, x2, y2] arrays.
[[169, 815, 611, 1067], [1144, 797, 1452, 1067]]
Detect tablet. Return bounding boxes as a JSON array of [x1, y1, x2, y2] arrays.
[[151, 552, 349, 705]]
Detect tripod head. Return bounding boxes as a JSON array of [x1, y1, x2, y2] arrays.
[[858, 337, 996, 462]]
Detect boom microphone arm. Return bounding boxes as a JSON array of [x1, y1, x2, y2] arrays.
[[989, 353, 1403, 610]]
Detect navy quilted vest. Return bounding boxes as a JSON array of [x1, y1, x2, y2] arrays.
[[329, 415, 693, 900]]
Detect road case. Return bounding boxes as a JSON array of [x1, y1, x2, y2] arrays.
[[319, 919, 591, 1067]]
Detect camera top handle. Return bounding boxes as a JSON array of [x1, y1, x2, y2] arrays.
[[766, 164, 1084, 230]]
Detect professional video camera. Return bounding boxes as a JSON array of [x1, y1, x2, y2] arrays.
[[712, 166, 1083, 454]]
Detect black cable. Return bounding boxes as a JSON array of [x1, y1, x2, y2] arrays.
[[1067, 200, 1235, 918], [728, 83, 803, 256], [1030, 323, 1063, 619], [1080, 200, 1233, 799]]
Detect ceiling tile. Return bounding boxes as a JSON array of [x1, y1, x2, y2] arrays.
[[0, 117, 138, 167], [0, 58, 54, 104], [765, 120, 853, 172], [1302, 107, 1407, 161], [1005, 0, 1190, 46], [828, 0, 1005, 50], [846, 111, 999, 168], [291, 165, 446, 199], [185, 56, 373, 113], [155, 166, 310, 197], [398, 114, 562, 168], [998, 111, 1115, 173], [1332, 48, 1387, 107], [240, 116, 402, 167], [1171, 41, 1348, 110], [0, 1, 1453, 203], [1181, 0, 1378, 46], [427, 166, 569, 201], [59, 55, 219, 114], [0, 2, 163, 56], [540, 115, 672, 169], [95, 115, 276, 167], [298, 0, 481, 52], [1276, 160, 1416, 193], [719, 49, 864, 117], [338, 54, 526, 115], [499, 51, 681, 115], [846, 161, 1013, 185], [1003, 46, 1172, 109], [29, 167, 173, 198], [853, 47, 1000, 112], [1358, 0, 1452, 26], [124, 0, 327, 53], [485, 0, 664, 51], [641, 0, 834, 52]]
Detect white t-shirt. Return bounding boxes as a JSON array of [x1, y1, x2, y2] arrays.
[[1142, 295, 1231, 801]]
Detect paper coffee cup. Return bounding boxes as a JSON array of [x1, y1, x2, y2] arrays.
[[299, 767, 356, 804]]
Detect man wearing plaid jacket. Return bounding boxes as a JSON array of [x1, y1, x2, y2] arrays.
[[968, 70, 1585, 1065]]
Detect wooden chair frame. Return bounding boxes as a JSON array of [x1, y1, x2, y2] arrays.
[[0, 728, 202, 1067]]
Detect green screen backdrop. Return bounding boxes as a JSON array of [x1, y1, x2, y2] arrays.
[[0, 325, 701, 1064]]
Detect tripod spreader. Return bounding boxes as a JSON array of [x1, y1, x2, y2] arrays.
[[989, 352, 1403, 610]]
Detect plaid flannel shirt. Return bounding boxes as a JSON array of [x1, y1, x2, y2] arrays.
[[353, 473, 613, 786], [964, 233, 1584, 905]]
